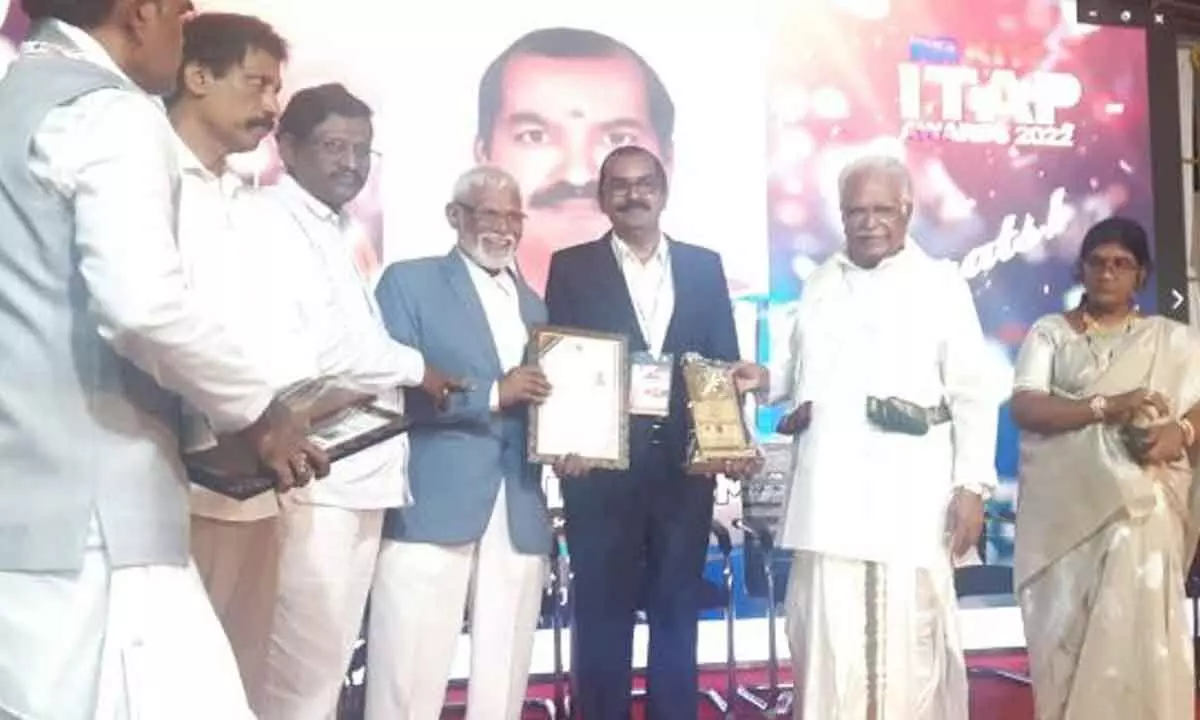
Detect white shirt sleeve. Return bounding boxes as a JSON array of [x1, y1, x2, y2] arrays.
[[767, 306, 801, 406], [32, 89, 273, 432], [937, 269, 999, 490], [340, 320, 426, 393]]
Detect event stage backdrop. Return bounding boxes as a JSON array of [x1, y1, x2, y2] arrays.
[[0, 0, 1158, 578]]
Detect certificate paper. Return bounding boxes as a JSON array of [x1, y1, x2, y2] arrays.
[[528, 326, 629, 470]]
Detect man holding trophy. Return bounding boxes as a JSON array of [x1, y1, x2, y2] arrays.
[[543, 145, 766, 720], [768, 155, 997, 720]]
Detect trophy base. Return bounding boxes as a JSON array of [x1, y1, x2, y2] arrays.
[[685, 448, 763, 476]]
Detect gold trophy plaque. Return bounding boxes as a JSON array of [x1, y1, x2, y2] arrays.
[[681, 353, 759, 474]]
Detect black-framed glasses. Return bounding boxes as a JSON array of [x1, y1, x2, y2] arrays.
[[603, 176, 662, 196]]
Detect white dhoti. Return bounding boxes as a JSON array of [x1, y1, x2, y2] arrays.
[[190, 514, 281, 711], [258, 504, 383, 720], [365, 484, 547, 720], [785, 550, 968, 720], [0, 521, 252, 720]]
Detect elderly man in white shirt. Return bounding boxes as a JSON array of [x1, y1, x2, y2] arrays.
[[165, 12, 312, 711], [768, 155, 998, 720], [253, 83, 463, 720], [0, 2, 329, 719]]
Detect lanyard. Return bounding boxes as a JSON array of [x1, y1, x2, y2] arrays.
[[630, 260, 668, 357]]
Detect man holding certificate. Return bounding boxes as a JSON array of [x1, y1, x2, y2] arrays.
[[767, 155, 996, 719], [544, 145, 766, 720], [369, 166, 553, 718]]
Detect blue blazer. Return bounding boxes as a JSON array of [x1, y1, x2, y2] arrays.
[[545, 234, 741, 474], [374, 251, 551, 555]]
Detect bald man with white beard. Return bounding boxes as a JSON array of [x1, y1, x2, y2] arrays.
[[368, 166, 553, 719]]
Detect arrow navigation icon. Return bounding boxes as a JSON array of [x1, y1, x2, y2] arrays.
[[1172, 288, 1184, 310]]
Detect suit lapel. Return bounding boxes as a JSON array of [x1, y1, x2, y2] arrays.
[[594, 233, 649, 353], [442, 252, 503, 375]]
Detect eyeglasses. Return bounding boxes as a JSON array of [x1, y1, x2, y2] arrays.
[[311, 137, 379, 163], [604, 176, 662, 196], [456, 202, 526, 227], [1082, 255, 1139, 274]]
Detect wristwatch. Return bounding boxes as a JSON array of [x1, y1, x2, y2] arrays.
[[1088, 395, 1108, 422]]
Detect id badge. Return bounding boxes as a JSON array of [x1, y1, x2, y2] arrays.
[[629, 352, 673, 417]]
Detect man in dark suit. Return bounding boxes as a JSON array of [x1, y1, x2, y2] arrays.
[[546, 145, 767, 720]]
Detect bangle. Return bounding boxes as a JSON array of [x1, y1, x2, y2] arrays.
[[1089, 395, 1108, 422], [1179, 418, 1196, 447]]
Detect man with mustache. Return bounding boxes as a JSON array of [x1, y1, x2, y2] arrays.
[[368, 166, 553, 719], [0, 2, 330, 718], [165, 12, 309, 710], [475, 26, 674, 296], [546, 145, 767, 720], [253, 82, 464, 720], [767, 156, 994, 720]]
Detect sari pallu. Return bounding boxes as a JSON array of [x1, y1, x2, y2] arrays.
[[1015, 316, 1200, 720]]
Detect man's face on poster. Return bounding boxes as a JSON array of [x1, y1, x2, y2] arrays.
[[476, 51, 667, 292]]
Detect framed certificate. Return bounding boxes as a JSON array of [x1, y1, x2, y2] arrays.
[[185, 376, 411, 500], [528, 326, 629, 470]]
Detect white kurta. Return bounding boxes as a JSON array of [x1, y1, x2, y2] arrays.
[[0, 21, 273, 720], [769, 243, 997, 719], [173, 139, 319, 708], [251, 176, 427, 720]]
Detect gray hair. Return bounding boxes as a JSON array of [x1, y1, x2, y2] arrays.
[[451, 165, 521, 205], [836, 154, 914, 206]]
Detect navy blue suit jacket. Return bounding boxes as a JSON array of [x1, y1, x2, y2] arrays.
[[544, 234, 741, 474]]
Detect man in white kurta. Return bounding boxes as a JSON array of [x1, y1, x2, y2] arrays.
[[165, 14, 313, 711], [768, 156, 997, 720], [252, 84, 460, 720], [0, 8, 323, 720]]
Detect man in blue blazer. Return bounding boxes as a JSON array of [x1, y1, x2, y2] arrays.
[[546, 146, 767, 720], [367, 166, 554, 719]]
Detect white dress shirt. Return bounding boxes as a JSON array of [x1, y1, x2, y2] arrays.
[[770, 243, 998, 568], [612, 234, 673, 358], [26, 20, 274, 432], [254, 175, 425, 509], [459, 252, 528, 412], [173, 141, 318, 522]]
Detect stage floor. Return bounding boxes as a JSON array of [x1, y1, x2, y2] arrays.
[[443, 592, 1029, 680]]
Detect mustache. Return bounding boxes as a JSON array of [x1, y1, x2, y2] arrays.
[[478, 232, 517, 246], [529, 181, 599, 209], [615, 199, 651, 212]]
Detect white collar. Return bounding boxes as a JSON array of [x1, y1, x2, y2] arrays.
[[458, 248, 515, 281], [612, 232, 669, 267], [173, 134, 244, 193], [833, 237, 924, 272], [276, 173, 347, 227]]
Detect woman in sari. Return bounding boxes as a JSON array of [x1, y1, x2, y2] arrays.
[[1011, 216, 1200, 720]]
